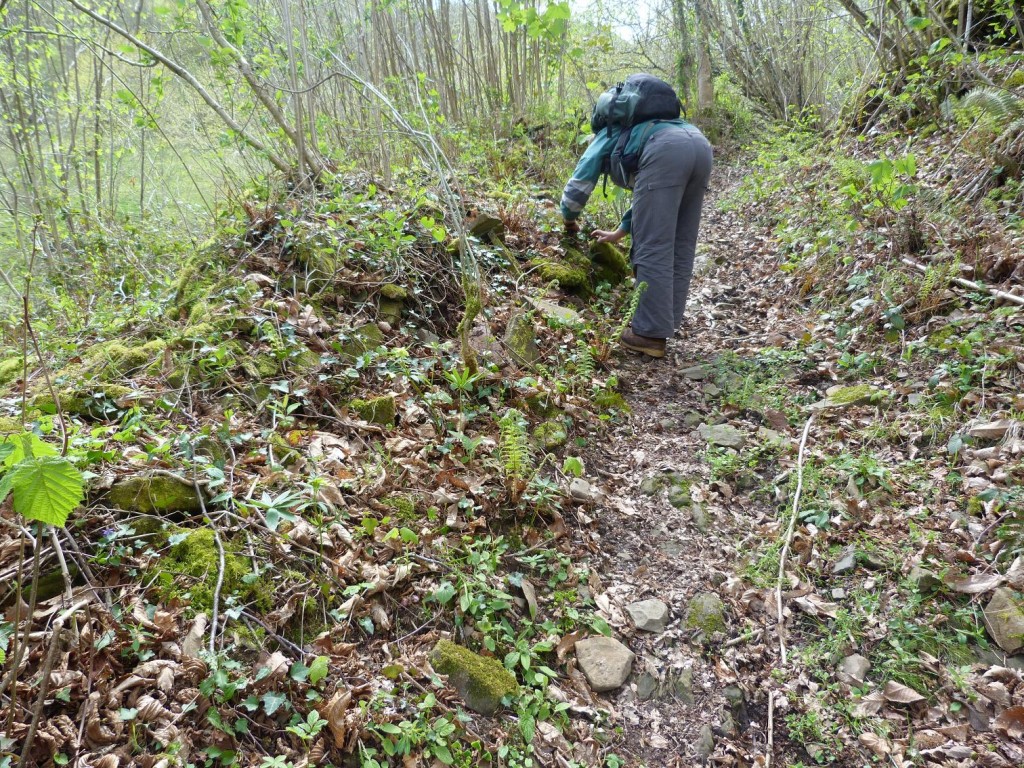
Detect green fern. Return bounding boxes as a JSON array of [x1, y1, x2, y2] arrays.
[[574, 340, 596, 379], [498, 408, 530, 480], [611, 281, 648, 342], [961, 86, 1024, 125], [919, 265, 939, 302]]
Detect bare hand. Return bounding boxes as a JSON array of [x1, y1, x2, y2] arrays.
[[591, 228, 627, 244]]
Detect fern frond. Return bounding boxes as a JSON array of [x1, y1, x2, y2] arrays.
[[574, 340, 596, 379], [498, 408, 530, 480], [611, 281, 648, 342], [961, 86, 1024, 125]]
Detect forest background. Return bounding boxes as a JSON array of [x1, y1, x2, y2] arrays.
[[1, 0, 1023, 767]]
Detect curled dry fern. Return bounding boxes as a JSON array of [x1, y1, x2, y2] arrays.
[[498, 408, 530, 481]]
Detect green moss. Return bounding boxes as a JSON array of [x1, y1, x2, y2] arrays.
[[524, 394, 560, 417], [0, 417, 24, 435], [244, 354, 281, 379], [382, 494, 417, 521], [34, 384, 135, 417], [187, 300, 211, 325], [430, 639, 519, 715], [350, 395, 396, 426], [827, 385, 877, 406], [533, 420, 567, 450], [380, 283, 408, 300], [156, 528, 267, 612], [0, 357, 23, 387], [532, 259, 590, 292], [1004, 70, 1024, 88], [84, 339, 167, 378], [589, 241, 630, 285], [667, 474, 693, 509], [504, 314, 539, 366], [339, 323, 384, 360], [686, 593, 726, 635], [594, 390, 629, 412], [108, 474, 203, 514]]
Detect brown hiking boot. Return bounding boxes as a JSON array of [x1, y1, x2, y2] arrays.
[[620, 329, 666, 358]]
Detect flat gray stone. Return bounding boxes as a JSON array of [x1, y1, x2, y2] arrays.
[[833, 547, 856, 575], [695, 724, 715, 763], [838, 654, 871, 685], [575, 636, 635, 693], [681, 365, 709, 380], [635, 671, 658, 701], [984, 588, 1024, 653], [671, 668, 694, 705], [527, 297, 580, 324], [909, 565, 943, 594], [626, 599, 670, 633], [1007, 556, 1024, 589], [639, 475, 661, 495], [691, 503, 710, 533], [698, 423, 746, 449]]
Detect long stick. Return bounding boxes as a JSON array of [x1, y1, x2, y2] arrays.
[[776, 413, 815, 667], [901, 257, 1024, 307]]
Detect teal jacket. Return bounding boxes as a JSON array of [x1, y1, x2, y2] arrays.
[[560, 118, 690, 233]]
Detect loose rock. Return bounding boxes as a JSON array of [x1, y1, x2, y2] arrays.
[[984, 588, 1024, 654], [626, 599, 670, 633], [575, 636, 635, 693], [430, 640, 519, 715], [108, 473, 203, 514], [838, 654, 871, 685], [698, 423, 746, 449], [685, 592, 726, 635], [503, 313, 540, 366], [695, 724, 715, 763], [833, 547, 857, 575]]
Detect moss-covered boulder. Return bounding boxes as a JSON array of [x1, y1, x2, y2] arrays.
[[503, 313, 540, 367], [531, 249, 592, 293], [380, 283, 408, 301], [686, 592, 726, 636], [33, 384, 136, 417], [810, 384, 884, 411], [156, 528, 265, 612], [590, 241, 630, 285], [84, 339, 168, 378], [531, 242, 629, 296], [430, 639, 519, 715], [108, 473, 203, 514], [349, 395, 396, 426], [533, 419, 568, 450], [339, 323, 384, 360], [0, 357, 23, 387]]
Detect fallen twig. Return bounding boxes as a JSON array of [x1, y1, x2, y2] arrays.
[[775, 412, 815, 668], [901, 257, 1024, 307]]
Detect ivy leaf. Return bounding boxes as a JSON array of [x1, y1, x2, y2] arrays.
[[289, 660, 311, 682], [8, 456, 85, 527], [261, 691, 288, 716]]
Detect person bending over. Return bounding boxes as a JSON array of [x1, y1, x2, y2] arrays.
[[561, 75, 713, 359]]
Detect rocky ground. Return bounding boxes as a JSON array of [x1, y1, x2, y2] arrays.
[[566, 169, 802, 766], [564, 155, 1024, 767]]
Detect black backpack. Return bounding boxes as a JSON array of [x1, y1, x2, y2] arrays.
[[590, 74, 681, 189]]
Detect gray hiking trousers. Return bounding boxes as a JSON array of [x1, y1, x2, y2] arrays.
[[629, 124, 713, 339]]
